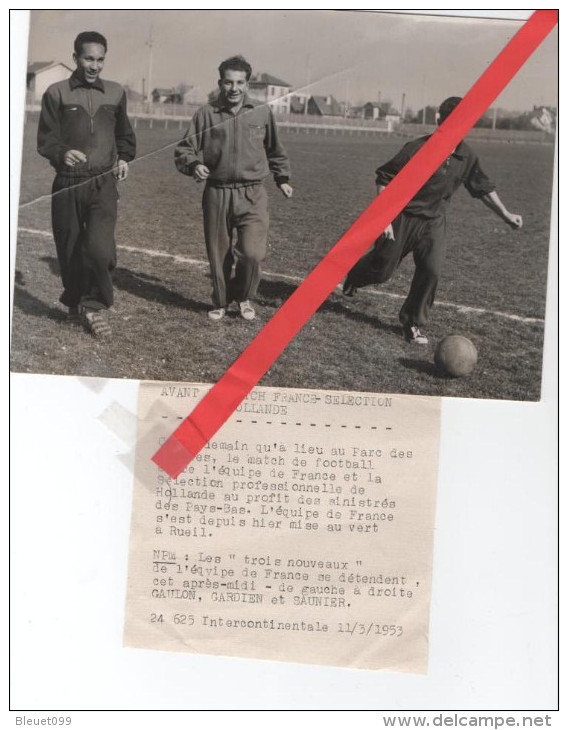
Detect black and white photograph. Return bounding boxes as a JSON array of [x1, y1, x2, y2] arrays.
[[11, 10, 557, 400]]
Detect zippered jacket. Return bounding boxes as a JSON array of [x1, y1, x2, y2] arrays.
[[375, 135, 495, 219], [37, 71, 136, 178], [175, 95, 290, 187]]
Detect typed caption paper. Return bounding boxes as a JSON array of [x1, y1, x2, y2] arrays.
[[124, 384, 441, 672]]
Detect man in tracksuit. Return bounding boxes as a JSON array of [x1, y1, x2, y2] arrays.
[[343, 97, 523, 344], [37, 31, 136, 338], [175, 55, 293, 322]]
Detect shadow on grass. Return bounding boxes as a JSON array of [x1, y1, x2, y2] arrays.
[[39, 254, 402, 330], [398, 357, 442, 378], [39, 255, 210, 315], [12, 285, 67, 323], [113, 266, 210, 313], [257, 278, 402, 336]]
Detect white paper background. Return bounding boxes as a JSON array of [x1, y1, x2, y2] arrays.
[[9, 8, 558, 713]]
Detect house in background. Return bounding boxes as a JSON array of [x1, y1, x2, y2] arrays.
[[247, 73, 292, 114], [530, 105, 555, 134], [307, 95, 343, 117], [347, 105, 364, 119], [383, 109, 401, 125], [26, 61, 74, 103], [152, 88, 182, 104], [362, 101, 401, 124], [289, 94, 347, 117], [362, 101, 381, 120], [290, 93, 308, 114]]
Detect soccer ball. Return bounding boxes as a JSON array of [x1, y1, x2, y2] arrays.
[[434, 335, 478, 377]]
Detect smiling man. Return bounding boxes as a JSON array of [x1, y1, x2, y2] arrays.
[[37, 31, 136, 338], [175, 55, 293, 322]]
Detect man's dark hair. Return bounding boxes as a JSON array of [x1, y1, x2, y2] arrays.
[[438, 96, 462, 124], [218, 55, 252, 81], [74, 31, 108, 55]]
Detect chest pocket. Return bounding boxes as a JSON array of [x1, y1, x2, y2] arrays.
[[99, 104, 118, 120], [248, 123, 265, 142]]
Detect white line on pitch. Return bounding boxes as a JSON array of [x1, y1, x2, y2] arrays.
[[17, 227, 545, 325]]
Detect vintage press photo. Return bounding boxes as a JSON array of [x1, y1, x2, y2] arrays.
[[9, 9, 558, 706], [11, 10, 557, 401]]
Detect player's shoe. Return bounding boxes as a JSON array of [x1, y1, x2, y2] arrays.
[[403, 324, 428, 344], [342, 278, 357, 297], [207, 307, 226, 321], [238, 300, 256, 321], [80, 305, 112, 338]]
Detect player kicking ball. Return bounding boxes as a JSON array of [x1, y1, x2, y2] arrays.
[[343, 96, 523, 344]]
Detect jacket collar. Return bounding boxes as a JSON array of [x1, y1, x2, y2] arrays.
[[69, 70, 105, 92], [427, 134, 466, 161], [212, 93, 255, 113]]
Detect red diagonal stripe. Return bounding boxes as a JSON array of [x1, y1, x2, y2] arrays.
[[153, 10, 557, 478]]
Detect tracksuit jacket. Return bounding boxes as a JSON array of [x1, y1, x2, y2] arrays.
[[37, 71, 136, 311], [375, 136, 495, 217], [174, 95, 290, 186], [37, 71, 136, 177]]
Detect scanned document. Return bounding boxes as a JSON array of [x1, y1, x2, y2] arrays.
[[125, 384, 441, 672]]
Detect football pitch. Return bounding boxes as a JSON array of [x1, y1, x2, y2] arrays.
[[11, 121, 555, 400]]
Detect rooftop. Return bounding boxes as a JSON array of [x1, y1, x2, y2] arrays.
[[249, 72, 292, 88]]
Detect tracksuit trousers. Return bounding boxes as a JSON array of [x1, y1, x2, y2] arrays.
[[202, 183, 269, 308], [51, 172, 118, 311], [344, 212, 446, 327]]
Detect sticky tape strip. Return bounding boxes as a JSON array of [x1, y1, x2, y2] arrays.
[[97, 402, 138, 447], [153, 10, 558, 478]]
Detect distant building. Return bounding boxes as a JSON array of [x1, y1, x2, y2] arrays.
[[347, 105, 364, 119], [152, 88, 182, 104], [530, 105, 555, 134], [290, 94, 309, 114], [27, 61, 73, 103], [247, 73, 292, 114], [307, 95, 343, 116], [363, 101, 381, 120], [362, 101, 401, 123], [384, 110, 401, 125], [289, 94, 347, 117]]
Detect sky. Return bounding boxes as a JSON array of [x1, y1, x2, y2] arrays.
[[25, 10, 558, 113]]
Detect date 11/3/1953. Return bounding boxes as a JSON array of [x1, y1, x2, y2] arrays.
[[150, 613, 403, 637], [337, 622, 403, 637]]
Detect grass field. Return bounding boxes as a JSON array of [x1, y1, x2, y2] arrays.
[[11, 120, 555, 400]]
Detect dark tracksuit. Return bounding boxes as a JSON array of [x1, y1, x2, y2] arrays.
[[345, 136, 495, 327], [175, 95, 291, 308], [38, 71, 136, 310]]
